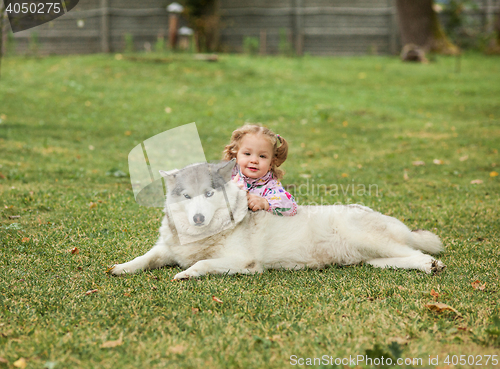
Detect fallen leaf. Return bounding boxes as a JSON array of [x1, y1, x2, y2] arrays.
[[191, 307, 200, 313], [430, 289, 440, 300], [269, 335, 282, 342], [85, 289, 98, 296], [101, 333, 123, 348], [471, 280, 486, 291], [459, 155, 469, 161], [0, 357, 8, 364], [341, 173, 348, 178], [425, 302, 461, 315], [0, 172, 5, 179], [13, 358, 27, 368], [21, 237, 30, 243], [433, 159, 444, 165], [89, 202, 98, 209], [470, 179, 483, 184], [124, 131, 132, 136], [168, 344, 186, 354], [212, 296, 223, 304], [412, 160, 425, 166], [490, 171, 499, 177], [70, 247, 79, 255]]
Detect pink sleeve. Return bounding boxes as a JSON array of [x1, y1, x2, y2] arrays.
[[262, 180, 297, 216]]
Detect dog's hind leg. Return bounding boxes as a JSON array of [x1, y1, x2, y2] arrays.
[[173, 258, 262, 280], [111, 243, 176, 275], [367, 253, 446, 274]]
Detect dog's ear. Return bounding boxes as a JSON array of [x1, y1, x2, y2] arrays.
[[159, 169, 179, 190], [216, 159, 236, 182]]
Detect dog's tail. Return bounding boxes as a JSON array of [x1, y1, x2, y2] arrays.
[[409, 229, 443, 254]]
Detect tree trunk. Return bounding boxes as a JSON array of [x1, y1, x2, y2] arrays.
[[396, 0, 459, 55], [396, 0, 434, 48]]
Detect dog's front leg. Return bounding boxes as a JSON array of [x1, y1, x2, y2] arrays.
[[111, 242, 176, 275], [173, 258, 261, 280]]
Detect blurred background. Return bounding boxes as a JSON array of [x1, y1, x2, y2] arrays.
[[1, 0, 499, 57]]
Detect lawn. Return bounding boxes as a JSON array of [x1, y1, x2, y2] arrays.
[[0, 52, 499, 368]]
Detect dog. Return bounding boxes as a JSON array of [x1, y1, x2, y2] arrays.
[[110, 159, 446, 279]]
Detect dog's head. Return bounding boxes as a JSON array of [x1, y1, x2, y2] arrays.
[[160, 160, 237, 233]]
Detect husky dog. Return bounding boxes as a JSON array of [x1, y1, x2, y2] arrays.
[[111, 160, 445, 279]]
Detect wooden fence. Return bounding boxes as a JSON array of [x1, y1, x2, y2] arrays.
[[3, 0, 500, 56], [219, 0, 398, 55], [5, 0, 173, 55]]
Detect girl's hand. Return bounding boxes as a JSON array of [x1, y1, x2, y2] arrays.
[[247, 193, 269, 212]]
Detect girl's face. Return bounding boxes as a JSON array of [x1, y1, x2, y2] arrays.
[[236, 134, 274, 179]]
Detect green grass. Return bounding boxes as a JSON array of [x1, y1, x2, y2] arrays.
[[1, 52, 499, 368]]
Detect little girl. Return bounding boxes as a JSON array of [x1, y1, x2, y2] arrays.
[[223, 124, 297, 216]]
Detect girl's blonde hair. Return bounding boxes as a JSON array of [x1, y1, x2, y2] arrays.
[[223, 124, 289, 180]]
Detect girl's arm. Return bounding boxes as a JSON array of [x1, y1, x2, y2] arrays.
[[262, 180, 297, 216]]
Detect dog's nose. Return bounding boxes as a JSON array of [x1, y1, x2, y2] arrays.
[[193, 213, 205, 225]]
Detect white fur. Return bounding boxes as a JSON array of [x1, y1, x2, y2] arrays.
[[111, 161, 445, 279]]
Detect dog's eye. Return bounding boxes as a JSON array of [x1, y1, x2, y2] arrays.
[[183, 194, 191, 199], [205, 191, 214, 198]]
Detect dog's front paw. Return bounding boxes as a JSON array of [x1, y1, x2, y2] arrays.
[[173, 269, 201, 280], [108, 264, 127, 275]]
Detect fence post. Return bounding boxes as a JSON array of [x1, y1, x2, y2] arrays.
[[294, 0, 303, 56], [260, 29, 266, 55], [388, 0, 398, 54], [101, 0, 110, 53], [485, 0, 494, 33]]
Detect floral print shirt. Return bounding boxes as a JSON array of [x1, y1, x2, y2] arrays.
[[232, 165, 298, 216]]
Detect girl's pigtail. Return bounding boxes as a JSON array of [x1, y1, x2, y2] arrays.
[[274, 135, 288, 167], [223, 131, 243, 160]]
